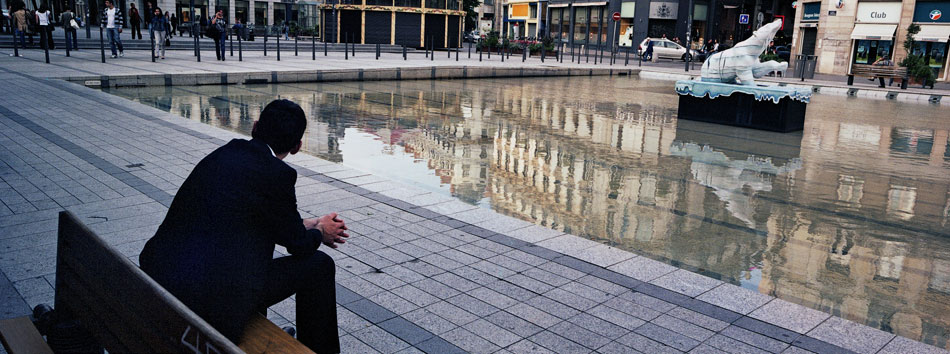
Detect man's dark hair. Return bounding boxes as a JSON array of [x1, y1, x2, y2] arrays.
[[252, 99, 307, 155]]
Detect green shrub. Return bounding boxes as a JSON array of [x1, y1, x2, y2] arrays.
[[899, 24, 936, 87], [759, 52, 783, 62]]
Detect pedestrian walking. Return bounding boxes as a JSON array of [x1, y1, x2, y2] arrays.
[[170, 12, 178, 36], [144, 2, 153, 24], [35, 5, 54, 50], [101, 0, 125, 58], [129, 3, 142, 39], [149, 7, 169, 59], [282, 21, 289, 40], [60, 8, 79, 51], [642, 38, 654, 62], [211, 10, 227, 60], [11, 1, 29, 51]]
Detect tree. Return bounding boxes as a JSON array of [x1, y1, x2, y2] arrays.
[[463, 0, 481, 31]]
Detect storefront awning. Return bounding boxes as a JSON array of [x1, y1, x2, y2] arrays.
[[572, 2, 607, 6], [850, 24, 898, 40], [914, 25, 950, 43], [548, 3, 569, 7]]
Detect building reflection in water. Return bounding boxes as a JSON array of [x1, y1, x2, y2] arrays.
[[107, 77, 950, 349]]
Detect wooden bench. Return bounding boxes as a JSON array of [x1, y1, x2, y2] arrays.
[[848, 64, 909, 89], [0, 211, 312, 354]]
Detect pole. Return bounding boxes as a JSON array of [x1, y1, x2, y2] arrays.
[[456, 47, 458, 61], [468, 40, 471, 58], [479, 40, 483, 61], [196, 30, 201, 62], [376, 43, 380, 60], [277, 34, 281, 61], [44, 43, 49, 64], [403, 45, 406, 60], [13, 29, 19, 57], [99, 26, 106, 63], [352, 34, 355, 56], [430, 37, 433, 61], [264, 31, 267, 56], [230, 28, 234, 56], [65, 29, 70, 57], [685, 0, 692, 72], [625, 47, 629, 66], [238, 32, 242, 61], [345, 34, 348, 60], [150, 29, 155, 62], [295, 35, 298, 56], [85, 4, 91, 38], [325, 41, 328, 56]]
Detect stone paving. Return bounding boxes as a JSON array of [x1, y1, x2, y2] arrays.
[[0, 61, 948, 354]]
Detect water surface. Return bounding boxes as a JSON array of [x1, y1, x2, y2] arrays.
[[107, 77, 950, 348]]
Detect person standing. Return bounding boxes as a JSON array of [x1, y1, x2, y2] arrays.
[[149, 7, 168, 59], [60, 8, 79, 51], [139, 99, 346, 353], [11, 3, 28, 51], [144, 2, 153, 25], [211, 10, 227, 60], [170, 12, 178, 36], [35, 5, 54, 50], [129, 3, 142, 39], [101, 0, 125, 58]]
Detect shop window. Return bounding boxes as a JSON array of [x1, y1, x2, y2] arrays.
[[912, 41, 948, 73], [853, 40, 893, 64], [574, 7, 588, 43]]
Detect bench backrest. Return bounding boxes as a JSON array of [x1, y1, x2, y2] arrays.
[[851, 64, 908, 76], [55, 211, 243, 354]]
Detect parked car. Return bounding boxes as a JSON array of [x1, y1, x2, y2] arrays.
[[774, 45, 791, 62], [464, 30, 481, 43], [638, 38, 700, 61]]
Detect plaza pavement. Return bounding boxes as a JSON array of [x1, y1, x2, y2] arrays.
[[0, 54, 948, 354]]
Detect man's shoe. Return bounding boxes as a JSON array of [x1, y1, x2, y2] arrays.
[[119, 51, 125, 57], [282, 326, 296, 338], [110, 55, 117, 58]]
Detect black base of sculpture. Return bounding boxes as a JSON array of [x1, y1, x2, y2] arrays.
[[677, 93, 807, 133]]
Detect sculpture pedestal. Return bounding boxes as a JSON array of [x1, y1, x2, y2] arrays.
[[675, 81, 810, 133]]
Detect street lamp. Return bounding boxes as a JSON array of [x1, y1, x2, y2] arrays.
[[684, 0, 691, 71]]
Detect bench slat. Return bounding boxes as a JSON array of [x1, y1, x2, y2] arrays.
[[0, 317, 53, 354], [56, 212, 244, 354], [239, 315, 315, 354]]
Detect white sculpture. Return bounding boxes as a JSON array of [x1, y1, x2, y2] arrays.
[[701, 19, 787, 86]]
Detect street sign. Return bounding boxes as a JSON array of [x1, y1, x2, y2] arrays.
[[613, 12, 621, 21], [739, 14, 750, 24]]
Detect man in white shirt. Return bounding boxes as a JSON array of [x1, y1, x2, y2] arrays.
[[100, 0, 125, 58]]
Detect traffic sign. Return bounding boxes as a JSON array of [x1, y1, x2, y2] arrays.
[[739, 14, 750, 24], [612, 12, 621, 21]]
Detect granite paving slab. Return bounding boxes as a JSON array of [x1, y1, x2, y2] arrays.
[[0, 65, 946, 354]]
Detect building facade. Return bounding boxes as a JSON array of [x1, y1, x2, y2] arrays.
[[543, 0, 796, 52], [790, 0, 950, 81], [502, 0, 546, 38], [319, 0, 464, 47]]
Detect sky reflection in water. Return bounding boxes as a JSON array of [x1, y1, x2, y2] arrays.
[[107, 77, 950, 348]]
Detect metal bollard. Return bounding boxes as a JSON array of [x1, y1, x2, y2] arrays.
[[238, 34, 243, 61], [325, 41, 328, 56], [500, 41, 503, 62], [13, 30, 19, 57], [264, 34, 267, 56], [277, 36, 281, 61], [196, 33, 201, 62], [230, 28, 233, 56], [150, 29, 155, 62], [468, 40, 471, 58], [65, 31, 70, 57], [456, 47, 458, 61], [541, 46, 545, 62], [479, 42, 483, 61], [295, 36, 298, 56], [376, 43, 380, 60], [352, 34, 356, 57], [586, 45, 589, 63], [312, 35, 316, 60], [448, 45, 451, 58], [522, 46, 526, 62], [430, 38, 434, 61], [625, 47, 629, 66], [403, 45, 407, 60], [570, 44, 574, 63], [44, 44, 49, 64], [345, 36, 349, 60], [100, 26, 106, 63]]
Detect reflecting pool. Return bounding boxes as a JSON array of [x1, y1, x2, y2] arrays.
[[106, 77, 950, 348]]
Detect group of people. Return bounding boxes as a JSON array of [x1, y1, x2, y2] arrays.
[[6, 0, 73, 51], [5, 0, 233, 61]]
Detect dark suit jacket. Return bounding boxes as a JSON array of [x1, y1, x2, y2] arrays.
[[140, 138, 322, 342]]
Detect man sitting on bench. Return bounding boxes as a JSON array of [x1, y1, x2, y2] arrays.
[[140, 99, 348, 353]]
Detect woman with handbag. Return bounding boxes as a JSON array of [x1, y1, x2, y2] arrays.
[[35, 4, 53, 50], [149, 7, 169, 59], [60, 8, 79, 51]]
